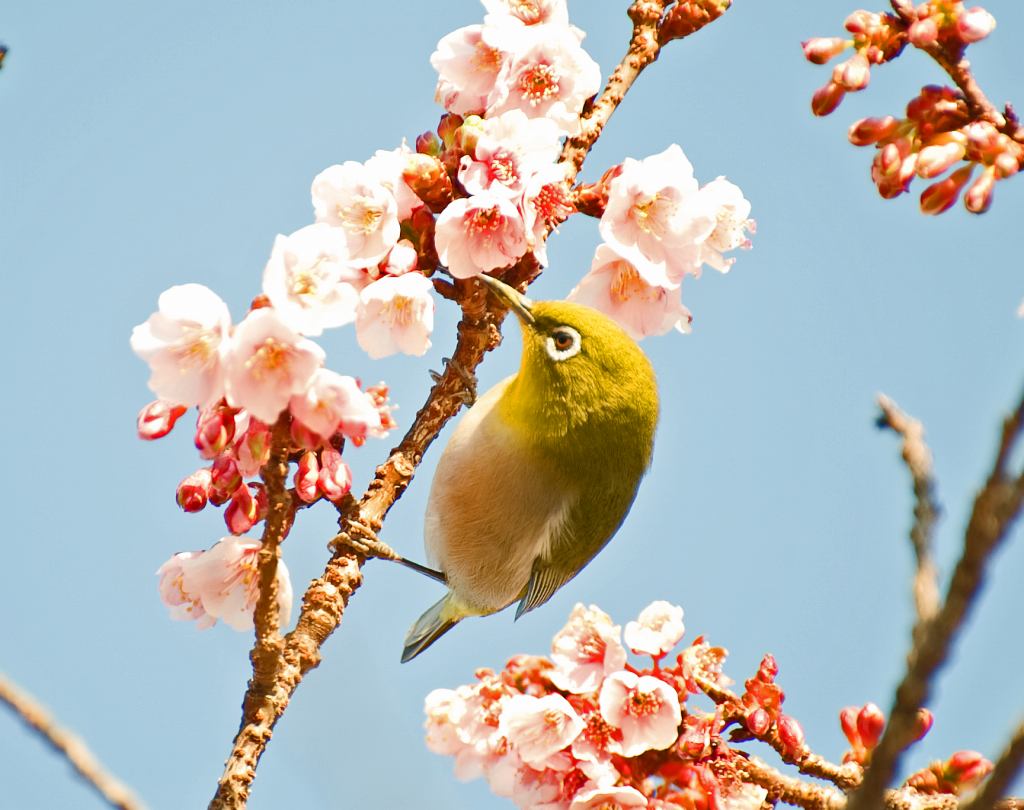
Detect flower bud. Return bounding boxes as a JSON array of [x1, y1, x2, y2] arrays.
[[848, 116, 900, 146], [746, 707, 771, 736], [920, 164, 974, 214], [137, 400, 187, 440], [381, 239, 418, 277], [957, 7, 996, 44], [812, 82, 846, 116], [177, 468, 212, 513], [856, 703, 885, 750], [994, 149, 1020, 178], [294, 450, 320, 504], [964, 166, 996, 214], [224, 483, 267, 535], [290, 417, 322, 451], [912, 708, 934, 742], [195, 405, 237, 459], [318, 447, 352, 501], [403, 154, 454, 213], [802, 37, 849, 64], [415, 130, 441, 157], [832, 54, 871, 91], [757, 654, 779, 682], [209, 456, 241, 505], [840, 706, 861, 747], [844, 10, 875, 35], [908, 17, 939, 48], [436, 113, 463, 149], [945, 750, 993, 790], [916, 140, 965, 178], [777, 714, 806, 755], [455, 115, 485, 155], [236, 419, 271, 477]]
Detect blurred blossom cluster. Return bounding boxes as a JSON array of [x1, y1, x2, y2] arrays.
[[804, 2, 1023, 214], [131, 0, 753, 632], [425, 602, 995, 810]]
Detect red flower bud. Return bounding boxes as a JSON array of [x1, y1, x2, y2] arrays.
[[920, 164, 974, 214], [209, 456, 241, 505], [224, 483, 267, 535], [964, 165, 996, 214], [295, 451, 320, 504], [945, 750, 993, 791], [848, 116, 900, 146], [403, 153, 454, 213], [856, 703, 886, 750], [746, 707, 771, 736], [840, 706, 861, 747], [802, 37, 849, 64], [436, 113, 463, 149], [832, 54, 871, 91], [912, 708, 934, 742], [137, 400, 187, 440], [176, 468, 212, 513], [916, 140, 966, 178], [415, 130, 441, 157], [811, 81, 846, 116], [195, 405, 237, 459], [908, 17, 940, 48], [318, 447, 352, 501], [777, 714, 806, 755]]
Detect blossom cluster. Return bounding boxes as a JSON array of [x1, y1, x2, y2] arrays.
[[804, 3, 1022, 214], [424, 601, 996, 809]]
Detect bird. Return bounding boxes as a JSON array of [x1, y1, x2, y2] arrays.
[[401, 274, 659, 663]]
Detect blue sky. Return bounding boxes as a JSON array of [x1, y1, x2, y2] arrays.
[[2, 1, 1022, 808]]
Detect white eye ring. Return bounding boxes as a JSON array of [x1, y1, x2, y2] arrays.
[[545, 326, 582, 362]]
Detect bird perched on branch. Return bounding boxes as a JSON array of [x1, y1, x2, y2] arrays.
[[402, 275, 659, 662]]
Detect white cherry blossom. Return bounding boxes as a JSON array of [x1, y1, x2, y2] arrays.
[[431, 25, 508, 116], [435, 192, 528, 278], [696, 176, 755, 273], [548, 603, 627, 694], [311, 161, 400, 266], [623, 601, 686, 658], [459, 109, 563, 199], [499, 694, 585, 767], [355, 272, 435, 359], [365, 145, 424, 222], [598, 671, 682, 757], [569, 785, 649, 810], [289, 369, 382, 442]]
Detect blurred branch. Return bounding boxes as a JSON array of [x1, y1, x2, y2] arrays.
[[848, 386, 1024, 810], [0, 671, 146, 810], [876, 394, 941, 627], [962, 719, 1024, 810]]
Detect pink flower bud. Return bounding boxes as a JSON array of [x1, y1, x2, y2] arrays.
[[945, 750, 993, 790], [746, 707, 771, 736], [802, 37, 849, 64], [236, 419, 272, 477], [965, 121, 1000, 153], [777, 714, 806, 755], [381, 239, 418, 277], [195, 405, 237, 459], [916, 140, 965, 178], [812, 82, 846, 116], [224, 483, 267, 535], [209, 456, 242, 506], [908, 17, 939, 48], [856, 703, 886, 750], [832, 54, 871, 91], [294, 450, 321, 504], [318, 447, 352, 501], [964, 166, 996, 213], [920, 164, 974, 214], [848, 116, 900, 146], [840, 706, 861, 746], [912, 708, 934, 742], [137, 400, 187, 440], [957, 7, 996, 44], [177, 468, 212, 513], [290, 418, 322, 451], [878, 142, 904, 176], [844, 10, 874, 35], [415, 130, 441, 157], [994, 150, 1020, 178], [757, 654, 779, 682]]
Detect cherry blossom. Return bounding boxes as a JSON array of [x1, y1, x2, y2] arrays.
[[521, 163, 574, 267], [311, 161, 400, 266], [598, 671, 682, 756], [130, 283, 232, 408], [364, 145, 424, 222], [156, 536, 292, 632], [623, 601, 686, 658], [431, 25, 507, 116], [425, 688, 467, 756], [223, 308, 325, 423], [459, 109, 563, 199], [261, 224, 362, 336], [499, 694, 585, 768], [434, 192, 528, 278], [696, 177, 755, 273], [569, 785, 648, 810], [548, 604, 627, 694], [355, 272, 435, 359], [482, 0, 570, 28], [289, 369, 383, 443], [600, 144, 717, 286], [568, 244, 692, 340], [486, 25, 600, 135]]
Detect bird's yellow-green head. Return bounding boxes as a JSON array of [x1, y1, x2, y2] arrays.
[[480, 275, 659, 465]]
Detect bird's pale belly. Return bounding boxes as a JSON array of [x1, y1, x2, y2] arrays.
[[424, 377, 574, 614]]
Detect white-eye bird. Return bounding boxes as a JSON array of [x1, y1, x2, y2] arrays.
[[401, 275, 659, 663]]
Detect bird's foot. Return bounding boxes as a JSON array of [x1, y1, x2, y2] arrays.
[[330, 522, 447, 584], [429, 356, 477, 406]]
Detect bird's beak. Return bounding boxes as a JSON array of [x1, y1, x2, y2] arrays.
[[478, 274, 535, 324]]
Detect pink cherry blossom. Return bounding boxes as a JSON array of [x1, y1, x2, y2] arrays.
[[156, 536, 292, 632], [431, 25, 508, 116], [499, 694, 585, 768], [568, 244, 692, 340], [289, 369, 383, 443], [130, 283, 232, 408], [696, 177, 755, 273], [599, 144, 717, 286], [548, 604, 627, 694], [223, 308, 325, 424], [380, 239, 418, 277], [521, 163, 573, 267], [482, 0, 569, 28], [486, 25, 601, 136], [365, 145, 424, 222], [569, 785, 648, 810], [261, 224, 361, 336], [459, 109, 563, 199], [435, 192, 528, 278], [623, 601, 686, 658], [425, 688, 468, 756], [510, 762, 567, 810], [311, 161, 400, 266], [598, 671, 682, 757], [355, 272, 435, 359]]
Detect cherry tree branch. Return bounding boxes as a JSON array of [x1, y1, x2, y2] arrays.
[[847, 386, 1024, 810], [0, 671, 146, 810]]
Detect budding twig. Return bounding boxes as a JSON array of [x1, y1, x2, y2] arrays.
[[737, 756, 845, 810], [961, 719, 1024, 810], [0, 671, 146, 810], [876, 393, 941, 627], [847, 386, 1024, 810]]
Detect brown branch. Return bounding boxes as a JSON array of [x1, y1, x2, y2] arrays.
[[847, 387, 1024, 810], [962, 719, 1024, 810], [877, 394, 941, 627], [738, 756, 845, 810], [0, 671, 146, 810]]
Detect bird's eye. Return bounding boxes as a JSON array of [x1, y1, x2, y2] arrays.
[[545, 326, 582, 362]]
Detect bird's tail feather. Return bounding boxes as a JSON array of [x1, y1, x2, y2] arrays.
[[401, 594, 462, 663]]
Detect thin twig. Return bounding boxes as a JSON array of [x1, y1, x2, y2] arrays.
[[847, 387, 1024, 810], [738, 756, 845, 810], [877, 394, 941, 627], [0, 671, 146, 810], [962, 719, 1024, 810]]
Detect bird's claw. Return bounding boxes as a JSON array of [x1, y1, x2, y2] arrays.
[[330, 521, 399, 561], [429, 356, 477, 406]]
